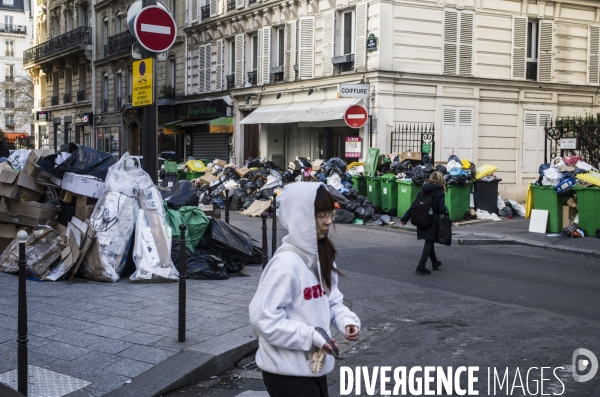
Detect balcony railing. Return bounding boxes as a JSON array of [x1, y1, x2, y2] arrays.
[[0, 24, 27, 34], [227, 0, 236, 10], [4, 101, 14, 108], [4, 76, 13, 82], [102, 99, 108, 112], [77, 90, 86, 101], [104, 31, 138, 58], [6, 51, 14, 57], [526, 61, 538, 81], [50, 96, 58, 106], [226, 74, 235, 89], [249, 0, 256, 4], [201, 5, 210, 19], [23, 27, 92, 65], [64, 93, 72, 103], [39, 99, 45, 107], [5, 124, 14, 130], [116, 97, 121, 108], [247, 71, 257, 86]]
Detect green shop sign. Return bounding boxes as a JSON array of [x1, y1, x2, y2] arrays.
[[177, 99, 228, 120]]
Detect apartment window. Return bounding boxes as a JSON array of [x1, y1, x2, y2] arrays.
[[3, 0, 14, 5], [78, 4, 88, 27], [5, 40, 14, 57], [230, 40, 236, 73], [102, 19, 109, 46], [4, 16, 13, 27], [116, 72, 122, 105], [102, 74, 108, 107], [65, 11, 73, 31], [277, 27, 284, 66], [252, 34, 258, 71], [128, 68, 133, 99], [342, 11, 354, 55], [170, 59, 176, 87], [5, 64, 13, 81], [5, 115, 14, 130], [79, 63, 86, 93], [53, 72, 59, 96], [114, 15, 122, 34], [5, 89, 13, 107], [526, 21, 538, 80], [65, 69, 72, 94]]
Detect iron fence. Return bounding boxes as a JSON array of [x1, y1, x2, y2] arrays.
[[201, 5, 210, 19], [390, 124, 435, 164], [23, 27, 92, 64], [545, 117, 600, 168], [226, 74, 235, 89], [77, 90, 86, 101], [63, 93, 72, 104], [247, 71, 257, 85], [50, 96, 58, 106]]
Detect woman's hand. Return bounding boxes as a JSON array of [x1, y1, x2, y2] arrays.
[[345, 325, 359, 341]]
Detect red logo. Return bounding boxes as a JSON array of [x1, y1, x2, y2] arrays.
[[303, 284, 324, 300]]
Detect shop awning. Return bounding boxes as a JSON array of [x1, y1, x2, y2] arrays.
[[240, 98, 364, 124], [181, 120, 211, 127], [209, 117, 234, 133], [163, 120, 184, 135]]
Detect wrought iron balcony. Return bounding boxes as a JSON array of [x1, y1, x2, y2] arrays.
[[526, 61, 538, 81], [4, 101, 14, 108], [116, 97, 121, 109], [50, 96, 58, 106], [5, 124, 14, 130], [249, 0, 256, 4], [102, 99, 108, 112], [227, 0, 236, 11], [0, 24, 27, 34], [104, 31, 138, 58], [247, 71, 257, 86], [63, 93, 72, 103], [77, 90, 86, 101], [39, 99, 45, 107], [201, 5, 210, 19], [226, 75, 235, 89], [4, 76, 13, 82], [5, 51, 14, 57], [23, 27, 92, 65]]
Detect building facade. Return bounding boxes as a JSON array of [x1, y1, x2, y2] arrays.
[[184, 0, 600, 199], [1, 0, 34, 139]]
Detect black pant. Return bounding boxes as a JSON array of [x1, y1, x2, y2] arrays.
[[418, 240, 438, 267], [263, 370, 329, 397]]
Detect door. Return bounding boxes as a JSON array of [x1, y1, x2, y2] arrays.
[[523, 110, 552, 173], [244, 124, 259, 160], [441, 106, 473, 160]]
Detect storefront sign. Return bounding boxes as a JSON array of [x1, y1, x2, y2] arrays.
[[94, 114, 121, 126], [75, 113, 92, 125], [177, 100, 228, 120], [132, 58, 154, 107], [36, 111, 50, 121], [560, 138, 579, 150], [345, 137, 362, 158], [339, 84, 370, 99], [366, 34, 378, 52]]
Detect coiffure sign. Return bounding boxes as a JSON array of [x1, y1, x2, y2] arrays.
[[339, 84, 370, 99]]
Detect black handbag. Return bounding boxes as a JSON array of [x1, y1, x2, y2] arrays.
[[438, 212, 452, 246]]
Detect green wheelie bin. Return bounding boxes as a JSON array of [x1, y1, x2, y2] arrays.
[[530, 184, 571, 233], [396, 180, 422, 218], [572, 186, 600, 237], [446, 182, 473, 222], [380, 174, 399, 213], [366, 176, 382, 208], [351, 175, 367, 196]]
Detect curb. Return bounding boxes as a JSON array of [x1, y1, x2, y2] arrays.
[[102, 339, 258, 397]]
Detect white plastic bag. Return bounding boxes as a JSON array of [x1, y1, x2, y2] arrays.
[[7, 149, 31, 171], [575, 160, 598, 172], [551, 157, 566, 168], [507, 199, 526, 217], [327, 174, 343, 190], [476, 209, 502, 221], [543, 167, 563, 186], [497, 195, 506, 210], [447, 160, 462, 171]]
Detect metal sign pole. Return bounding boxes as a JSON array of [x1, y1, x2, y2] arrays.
[[141, 0, 158, 185]]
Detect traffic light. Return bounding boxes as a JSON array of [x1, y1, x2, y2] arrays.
[[20, 135, 25, 140]]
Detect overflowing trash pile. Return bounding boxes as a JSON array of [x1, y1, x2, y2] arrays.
[[0, 145, 262, 283]]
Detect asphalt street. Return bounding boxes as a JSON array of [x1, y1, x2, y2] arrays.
[[167, 217, 600, 396]]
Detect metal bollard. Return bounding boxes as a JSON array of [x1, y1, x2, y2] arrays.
[[225, 189, 230, 224], [261, 212, 268, 269], [271, 194, 277, 257], [178, 224, 187, 343], [17, 230, 28, 396]]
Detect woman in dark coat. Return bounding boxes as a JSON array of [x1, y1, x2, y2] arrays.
[[400, 171, 448, 275]]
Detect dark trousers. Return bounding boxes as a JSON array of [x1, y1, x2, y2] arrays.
[[263, 370, 329, 397], [418, 240, 438, 267]]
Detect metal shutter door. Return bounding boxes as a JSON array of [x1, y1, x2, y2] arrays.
[[190, 125, 230, 161]]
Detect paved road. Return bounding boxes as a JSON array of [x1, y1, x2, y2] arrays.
[[168, 216, 600, 396]]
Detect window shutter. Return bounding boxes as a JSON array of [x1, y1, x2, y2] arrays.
[[512, 16, 527, 79], [322, 11, 334, 77], [187, 47, 194, 94], [443, 9, 458, 75], [210, 0, 218, 17], [215, 39, 224, 91], [457, 108, 473, 159], [284, 20, 297, 82], [522, 111, 551, 173], [198, 45, 206, 93], [538, 21, 553, 82], [459, 12, 473, 75], [191, 0, 198, 23], [588, 25, 600, 85], [354, 3, 367, 71], [204, 44, 212, 92], [236, 0, 244, 9], [441, 107, 458, 158], [235, 34, 245, 88], [261, 27, 270, 85], [298, 17, 315, 80], [190, 46, 199, 94], [257, 29, 264, 84]]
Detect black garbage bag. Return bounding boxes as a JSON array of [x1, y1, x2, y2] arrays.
[[345, 188, 358, 199], [380, 214, 392, 225], [327, 186, 349, 206], [422, 154, 432, 164], [356, 195, 366, 203], [249, 241, 263, 265], [329, 157, 347, 170], [247, 158, 261, 168], [400, 160, 414, 171], [446, 176, 460, 185], [165, 181, 200, 210], [389, 161, 402, 174], [330, 167, 344, 177], [539, 163, 550, 176], [170, 240, 193, 270], [457, 174, 469, 186], [498, 206, 513, 217], [448, 154, 461, 164], [411, 167, 427, 185], [198, 218, 255, 262], [435, 164, 447, 175], [223, 256, 246, 273], [356, 206, 374, 220], [345, 200, 359, 211], [187, 251, 229, 280], [379, 166, 390, 174], [365, 219, 383, 226], [333, 209, 354, 223], [38, 143, 118, 181], [212, 198, 225, 209]]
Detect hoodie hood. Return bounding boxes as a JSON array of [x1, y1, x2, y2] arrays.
[[421, 182, 444, 195], [278, 182, 322, 262]]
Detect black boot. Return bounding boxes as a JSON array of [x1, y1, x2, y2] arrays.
[[432, 261, 442, 270], [415, 266, 431, 275]]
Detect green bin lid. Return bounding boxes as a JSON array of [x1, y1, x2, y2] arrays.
[[164, 161, 178, 174], [364, 147, 380, 177], [380, 173, 396, 181]]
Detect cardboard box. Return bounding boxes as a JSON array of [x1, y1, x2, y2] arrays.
[[562, 206, 578, 227], [0, 197, 60, 227], [213, 159, 227, 168], [400, 151, 422, 162], [236, 167, 250, 177], [61, 173, 105, 199], [0, 162, 12, 172], [311, 159, 324, 171], [239, 199, 272, 217], [74, 195, 96, 222], [0, 169, 45, 202], [21, 151, 42, 179], [199, 171, 219, 185]]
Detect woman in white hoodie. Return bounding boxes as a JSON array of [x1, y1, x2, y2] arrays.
[[249, 182, 361, 397]]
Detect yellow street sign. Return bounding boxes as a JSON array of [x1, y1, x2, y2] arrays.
[[132, 58, 153, 107]]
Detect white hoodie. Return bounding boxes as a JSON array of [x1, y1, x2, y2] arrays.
[[249, 182, 361, 377]]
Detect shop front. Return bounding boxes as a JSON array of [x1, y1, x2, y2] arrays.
[[240, 97, 366, 168], [94, 113, 122, 157], [176, 99, 233, 163], [74, 112, 93, 147]]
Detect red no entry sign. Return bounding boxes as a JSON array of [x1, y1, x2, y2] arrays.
[[134, 6, 176, 52], [344, 105, 368, 128]]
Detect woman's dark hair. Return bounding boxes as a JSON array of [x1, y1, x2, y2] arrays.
[[315, 185, 342, 290]]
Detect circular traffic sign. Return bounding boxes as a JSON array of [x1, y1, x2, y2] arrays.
[[134, 6, 176, 52], [127, 1, 169, 39], [344, 105, 368, 128]]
